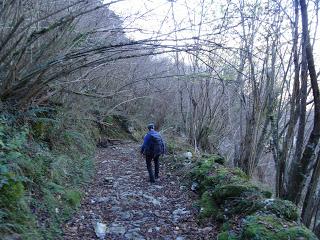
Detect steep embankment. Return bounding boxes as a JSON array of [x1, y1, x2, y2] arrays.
[[63, 142, 216, 239], [0, 114, 98, 240]]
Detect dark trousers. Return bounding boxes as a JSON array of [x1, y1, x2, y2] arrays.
[[145, 154, 160, 182]]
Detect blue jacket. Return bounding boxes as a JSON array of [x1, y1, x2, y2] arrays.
[[141, 130, 165, 156]]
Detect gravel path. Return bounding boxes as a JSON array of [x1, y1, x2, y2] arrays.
[[63, 142, 216, 240]]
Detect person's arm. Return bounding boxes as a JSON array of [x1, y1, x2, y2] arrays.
[[161, 137, 166, 155], [141, 133, 151, 154]]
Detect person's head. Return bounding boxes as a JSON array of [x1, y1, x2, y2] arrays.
[[147, 123, 155, 131]]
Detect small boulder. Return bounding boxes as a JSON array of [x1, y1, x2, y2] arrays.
[[191, 182, 199, 191], [94, 222, 107, 239], [176, 237, 185, 240], [183, 152, 192, 160], [107, 223, 126, 235], [212, 184, 261, 203], [172, 208, 191, 223], [260, 198, 299, 221]]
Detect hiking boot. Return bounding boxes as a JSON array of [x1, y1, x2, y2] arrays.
[[150, 178, 155, 183]]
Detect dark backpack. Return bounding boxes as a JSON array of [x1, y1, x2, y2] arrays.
[[149, 132, 165, 155]]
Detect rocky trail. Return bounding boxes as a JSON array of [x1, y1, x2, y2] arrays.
[[63, 142, 216, 240]]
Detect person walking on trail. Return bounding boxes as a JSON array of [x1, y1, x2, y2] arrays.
[[140, 123, 165, 183]]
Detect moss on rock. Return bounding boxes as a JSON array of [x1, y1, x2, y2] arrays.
[[193, 157, 216, 181], [199, 191, 221, 218], [190, 154, 318, 240], [224, 198, 263, 217], [261, 190, 272, 199], [241, 214, 317, 240], [212, 184, 261, 203], [192, 162, 252, 196], [209, 167, 249, 188], [202, 154, 225, 165], [259, 199, 299, 221]]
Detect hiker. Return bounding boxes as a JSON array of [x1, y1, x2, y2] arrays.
[[140, 123, 165, 183]]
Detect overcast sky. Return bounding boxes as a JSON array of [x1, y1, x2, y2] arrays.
[[107, 0, 320, 64], [108, 0, 218, 41]]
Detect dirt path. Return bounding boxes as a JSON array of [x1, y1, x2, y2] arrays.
[[63, 142, 216, 240]]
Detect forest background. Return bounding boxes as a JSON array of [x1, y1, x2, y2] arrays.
[[1, 0, 320, 238]]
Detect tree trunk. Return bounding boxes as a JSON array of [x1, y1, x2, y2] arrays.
[[314, 223, 320, 239], [239, 115, 256, 175], [302, 149, 320, 227], [285, 0, 320, 204], [280, 0, 300, 197]]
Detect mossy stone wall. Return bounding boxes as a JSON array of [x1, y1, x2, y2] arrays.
[[191, 154, 318, 240]]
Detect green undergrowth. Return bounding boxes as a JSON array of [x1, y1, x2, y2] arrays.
[[165, 137, 194, 155], [0, 111, 97, 239], [190, 154, 318, 239], [102, 115, 134, 140]]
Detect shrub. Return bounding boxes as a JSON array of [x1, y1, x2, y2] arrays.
[[64, 189, 82, 207]]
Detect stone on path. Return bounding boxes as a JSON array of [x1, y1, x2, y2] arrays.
[[176, 236, 185, 240], [107, 223, 126, 235], [125, 228, 145, 240], [172, 208, 191, 223], [142, 194, 161, 206], [191, 181, 199, 191], [104, 176, 114, 184], [94, 222, 106, 239], [118, 211, 132, 220]]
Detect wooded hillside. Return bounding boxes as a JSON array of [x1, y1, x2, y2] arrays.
[[1, 0, 320, 239]]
